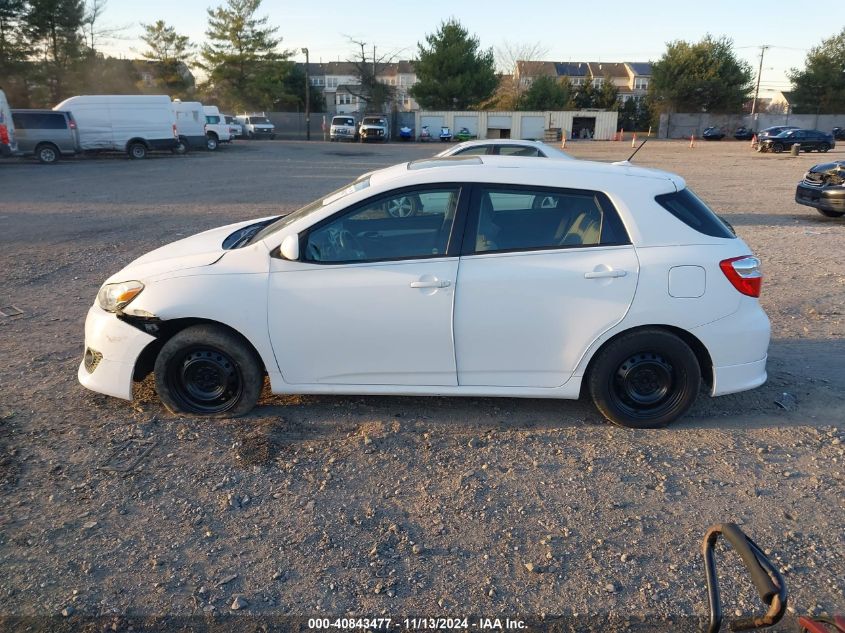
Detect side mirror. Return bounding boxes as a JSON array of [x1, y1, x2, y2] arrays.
[[280, 234, 300, 261]]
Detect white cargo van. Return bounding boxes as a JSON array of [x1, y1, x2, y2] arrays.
[[53, 95, 178, 159], [202, 105, 232, 150], [172, 100, 208, 153], [0, 88, 17, 158]]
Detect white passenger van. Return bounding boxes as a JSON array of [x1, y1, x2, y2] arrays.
[[53, 95, 178, 159]]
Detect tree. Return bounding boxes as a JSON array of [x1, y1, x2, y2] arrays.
[[0, 0, 29, 103], [276, 62, 325, 112], [788, 28, 845, 114], [24, 0, 86, 103], [592, 77, 619, 110], [345, 39, 395, 113], [410, 19, 497, 110], [493, 40, 547, 109], [650, 35, 753, 113], [520, 75, 573, 110], [140, 20, 194, 96], [199, 0, 290, 111]]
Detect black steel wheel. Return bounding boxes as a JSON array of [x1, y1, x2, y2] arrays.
[[588, 329, 701, 429], [154, 325, 262, 417]]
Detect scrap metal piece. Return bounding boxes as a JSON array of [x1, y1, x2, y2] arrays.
[[0, 306, 23, 318]]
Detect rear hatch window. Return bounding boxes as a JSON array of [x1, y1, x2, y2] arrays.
[[655, 188, 735, 238]]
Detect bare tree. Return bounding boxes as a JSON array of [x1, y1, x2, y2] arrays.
[[83, 0, 130, 51], [493, 40, 548, 109], [344, 37, 399, 113]]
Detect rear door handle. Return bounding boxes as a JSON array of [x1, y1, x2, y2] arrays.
[[410, 280, 451, 288], [584, 269, 627, 279]]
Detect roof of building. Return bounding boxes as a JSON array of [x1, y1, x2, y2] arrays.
[[516, 61, 558, 78], [626, 62, 652, 76], [587, 62, 629, 78], [554, 62, 588, 77]]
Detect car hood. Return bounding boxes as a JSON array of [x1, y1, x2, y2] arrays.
[[105, 217, 276, 283], [804, 161, 845, 185]]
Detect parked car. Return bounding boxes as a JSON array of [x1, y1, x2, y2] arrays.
[[10, 109, 80, 163], [359, 114, 389, 142], [734, 126, 754, 141], [223, 115, 242, 138], [436, 139, 573, 159], [795, 159, 845, 217], [329, 115, 357, 142], [0, 88, 18, 158], [702, 127, 725, 140], [757, 129, 835, 153], [832, 127, 845, 141], [171, 101, 208, 153], [78, 155, 769, 429], [202, 105, 233, 150], [756, 125, 799, 143], [236, 113, 275, 139], [53, 95, 178, 159]]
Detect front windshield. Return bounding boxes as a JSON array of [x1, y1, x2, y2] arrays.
[[250, 176, 371, 244], [364, 118, 385, 125], [333, 117, 354, 126], [251, 117, 271, 124]]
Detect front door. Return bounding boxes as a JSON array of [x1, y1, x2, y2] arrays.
[[454, 185, 638, 388], [268, 186, 464, 386]]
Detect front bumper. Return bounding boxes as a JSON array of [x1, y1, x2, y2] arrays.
[[77, 305, 156, 400], [795, 183, 845, 212]]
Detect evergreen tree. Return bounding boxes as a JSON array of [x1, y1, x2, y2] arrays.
[[24, 0, 86, 103], [140, 20, 194, 97], [199, 0, 289, 111], [650, 35, 752, 113], [410, 19, 497, 110], [0, 0, 29, 104], [520, 76, 573, 110], [788, 28, 845, 114]]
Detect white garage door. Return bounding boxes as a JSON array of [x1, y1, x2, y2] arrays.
[[520, 116, 545, 140]]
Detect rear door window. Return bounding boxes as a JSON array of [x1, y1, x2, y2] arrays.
[[12, 112, 67, 130], [655, 188, 735, 238]]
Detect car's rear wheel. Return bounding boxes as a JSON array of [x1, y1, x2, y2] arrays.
[[816, 208, 845, 218], [819, 142, 830, 152], [128, 142, 147, 159], [35, 143, 60, 164], [173, 136, 189, 155], [154, 325, 263, 417], [588, 329, 701, 429], [206, 134, 219, 151], [772, 143, 784, 153]]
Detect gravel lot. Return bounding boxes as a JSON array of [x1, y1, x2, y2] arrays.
[[1, 139, 843, 632]]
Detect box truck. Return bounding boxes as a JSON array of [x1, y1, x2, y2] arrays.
[[53, 95, 178, 159], [172, 100, 208, 153]]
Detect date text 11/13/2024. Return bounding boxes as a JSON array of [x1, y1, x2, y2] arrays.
[[307, 617, 527, 630]]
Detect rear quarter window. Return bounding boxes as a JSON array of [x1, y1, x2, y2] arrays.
[[655, 188, 735, 238]]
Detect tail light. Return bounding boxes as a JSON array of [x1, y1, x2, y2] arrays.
[[172, 124, 178, 138], [68, 119, 77, 130], [720, 256, 762, 297]]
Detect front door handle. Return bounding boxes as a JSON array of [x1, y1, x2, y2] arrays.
[[410, 279, 451, 288], [584, 269, 627, 279]]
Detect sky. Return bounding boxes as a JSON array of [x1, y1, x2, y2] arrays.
[[96, 0, 832, 97]]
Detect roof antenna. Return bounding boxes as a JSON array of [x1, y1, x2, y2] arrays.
[[626, 138, 647, 162]]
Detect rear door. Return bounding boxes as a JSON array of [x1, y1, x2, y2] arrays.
[[454, 184, 638, 387]]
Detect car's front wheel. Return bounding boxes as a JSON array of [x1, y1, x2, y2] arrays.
[[588, 329, 701, 429], [772, 143, 784, 153], [35, 143, 60, 164], [154, 325, 263, 417], [819, 142, 830, 152]]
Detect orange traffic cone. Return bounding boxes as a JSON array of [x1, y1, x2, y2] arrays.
[[631, 133, 637, 148], [620, 128, 624, 142], [561, 132, 567, 149], [689, 134, 696, 148], [750, 134, 757, 148]]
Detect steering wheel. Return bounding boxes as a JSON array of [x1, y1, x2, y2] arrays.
[[386, 196, 418, 218]]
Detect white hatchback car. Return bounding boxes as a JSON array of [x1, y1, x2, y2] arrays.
[[436, 139, 573, 160], [79, 156, 769, 428]]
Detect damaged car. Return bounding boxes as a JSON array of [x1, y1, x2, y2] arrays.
[[795, 159, 845, 217]]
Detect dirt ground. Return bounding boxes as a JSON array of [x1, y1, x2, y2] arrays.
[[0, 139, 843, 632]]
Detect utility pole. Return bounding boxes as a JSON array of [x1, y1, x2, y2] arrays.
[[301, 47, 310, 141], [750, 45, 769, 122]]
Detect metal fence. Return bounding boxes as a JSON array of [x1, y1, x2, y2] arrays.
[[264, 111, 416, 141]]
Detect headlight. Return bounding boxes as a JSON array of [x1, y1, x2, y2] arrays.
[[97, 281, 144, 312]]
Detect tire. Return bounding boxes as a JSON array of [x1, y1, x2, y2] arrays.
[[35, 143, 59, 164], [206, 135, 219, 151], [128, 142, 147, 159], [772, 143, 784, 153], [173, 137, 189, 155], [154, 325, 263, 417], [820, 143, 830, 152], [385, 195, 419, 218], [588, 329, 701, 429], [816, 208, 845, 218], [270, 134, 276, 140]]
